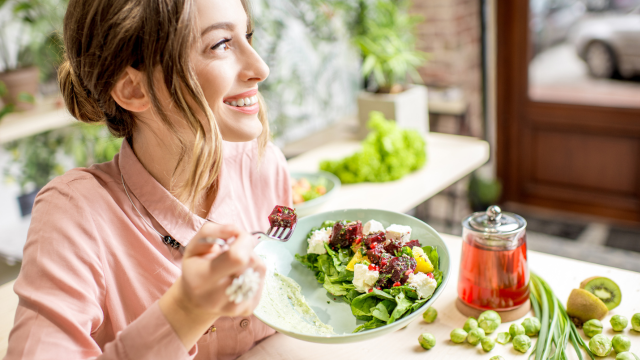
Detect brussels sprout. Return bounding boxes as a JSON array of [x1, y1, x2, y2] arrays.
[[467, 328, 486, 346], [481, 337, 496, 352], [418, 333, 436, 350], [490, 357, 506, 360], [423, 307, 437, 323], [583, 319, 603, 338], [464, 317, 478, 332], [616, 352, 639, 360], [496, 332, 511, 345], [522, 317, 541, 336], [632, 313, 640, 332], [478, 310, 502, 334], [450, 328, 467, 344], [611, 315, 629, 332], [612, 334, 631, 354], [589, 334, 613, 357], [510, 323, 525, 337], [513, 335, 532, 353]]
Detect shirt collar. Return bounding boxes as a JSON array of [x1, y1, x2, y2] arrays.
[[118, 139, 207, 247]]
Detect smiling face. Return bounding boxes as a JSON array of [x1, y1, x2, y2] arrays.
[[192, 0, 269, 142]]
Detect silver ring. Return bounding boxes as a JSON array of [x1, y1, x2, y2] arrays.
[[226, 268, 261, 304]]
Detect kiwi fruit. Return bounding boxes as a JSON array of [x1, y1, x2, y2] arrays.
[[566, 288, 608, 325], [580, 276, 621, 310]]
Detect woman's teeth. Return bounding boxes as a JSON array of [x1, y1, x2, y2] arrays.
[[225, 95, 258, 107]]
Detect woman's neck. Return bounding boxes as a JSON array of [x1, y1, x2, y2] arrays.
[[130, 127, 215, 219]]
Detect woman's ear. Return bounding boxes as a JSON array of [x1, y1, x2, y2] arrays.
[[111, 67, 150, 112]]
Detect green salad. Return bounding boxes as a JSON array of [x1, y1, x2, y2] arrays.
[[295, 219, 443, 333], [319, 111, 427, 184]]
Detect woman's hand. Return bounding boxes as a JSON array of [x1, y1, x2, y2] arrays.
[[159, 223, 266, 350]]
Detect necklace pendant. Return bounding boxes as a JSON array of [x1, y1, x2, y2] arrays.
[[162, 235, 178, 248]]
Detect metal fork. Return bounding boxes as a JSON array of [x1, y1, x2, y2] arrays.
[[252, 222, 297, 242]]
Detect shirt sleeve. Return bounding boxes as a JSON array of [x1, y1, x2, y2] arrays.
[[5, 179, 196, 360]]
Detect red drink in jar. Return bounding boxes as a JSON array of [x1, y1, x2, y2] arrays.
[[458, 206, 529, 311], [458, 232, 529, 310]]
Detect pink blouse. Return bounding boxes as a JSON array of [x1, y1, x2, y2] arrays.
[[6, 139, 292, 360]]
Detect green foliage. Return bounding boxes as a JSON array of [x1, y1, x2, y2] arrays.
[[320, 111, 427, 183], [3, 124, 122, 193], [352, 0, 428, 90], [468, 172, 502, 211], [0, 0, 67, 79]]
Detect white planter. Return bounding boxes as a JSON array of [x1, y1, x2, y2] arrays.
[[357, 84, 429, 138]]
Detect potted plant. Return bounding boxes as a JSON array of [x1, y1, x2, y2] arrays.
[[0, 80, 36, 122], [468, 171, 502, 212], [0, 0, 67, 110], [3, 124, 122, 216], [3, 129, 66, 216], [353, 0, 429, 137]]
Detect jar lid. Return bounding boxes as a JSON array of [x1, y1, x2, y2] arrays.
[[467, 205, 526, 235]]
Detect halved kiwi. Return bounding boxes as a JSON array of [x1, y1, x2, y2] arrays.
[[580, 276, 621, 310], [566, 288, 609, 325]]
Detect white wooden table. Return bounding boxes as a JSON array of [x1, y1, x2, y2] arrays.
[[287, 132, 490, 214], [238, 234, 640, 360]]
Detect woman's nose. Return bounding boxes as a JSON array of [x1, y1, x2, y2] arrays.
[[239, 44, 269, 83]]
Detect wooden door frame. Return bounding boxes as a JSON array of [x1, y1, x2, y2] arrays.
[[496, 0, 640, 222]]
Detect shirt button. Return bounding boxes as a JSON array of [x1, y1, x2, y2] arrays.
[[240, 319, 250, 328]]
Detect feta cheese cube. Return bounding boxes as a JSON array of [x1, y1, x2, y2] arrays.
[[407, 272, 437, 299], [363, 220, 385, 235], [307, 227, 332, 254], [386, 224, 412, 244], [353, 263, 379, 293]]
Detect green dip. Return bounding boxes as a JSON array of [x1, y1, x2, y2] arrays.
[[256, 272, 335, 336]]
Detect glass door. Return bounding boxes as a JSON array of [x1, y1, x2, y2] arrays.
[[529, 0, 640, 108], [496, 0, 640, 223]]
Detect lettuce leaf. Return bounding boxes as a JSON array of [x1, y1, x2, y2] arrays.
[[422, 245, 443, 287], [388, 292, 413, 324], [295, 253, 319, 272], [353, 318, 387, 333], [319, 111, 427, 184], [323, 274, 354, 296], [350, 289, 394, 320]]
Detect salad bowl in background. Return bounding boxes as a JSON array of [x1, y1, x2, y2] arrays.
[[290, 171, 341, 218], [254, 208, 451, 344]]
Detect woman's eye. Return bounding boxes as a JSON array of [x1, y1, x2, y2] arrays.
[[246, 31, 254, 42], [211, 39, 231, 52]]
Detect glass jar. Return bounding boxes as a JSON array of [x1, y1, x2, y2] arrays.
[[457, 205, 529, 311]]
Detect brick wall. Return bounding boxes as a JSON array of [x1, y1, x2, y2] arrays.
[[411, 0, 484, 138]]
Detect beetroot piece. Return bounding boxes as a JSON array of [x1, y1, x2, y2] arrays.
[[380, 255, 417, 285], [268, 205, 297, 228], [383, 239, 403, 256], [364, 231, 386, 249], [405, 239, 421, 249], [329, 220, 363, 248], [366, 247, 392, 265]]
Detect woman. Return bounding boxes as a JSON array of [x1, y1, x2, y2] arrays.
[[6, 0, 291, 358]]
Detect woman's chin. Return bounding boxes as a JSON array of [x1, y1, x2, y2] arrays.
[[219, 119, 263, 142]]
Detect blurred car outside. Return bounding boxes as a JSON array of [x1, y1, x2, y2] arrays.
[[530, 0, 587, 56], [572, 5, 640, 78]]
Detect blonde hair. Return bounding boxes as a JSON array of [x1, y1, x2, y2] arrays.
[[58, 0, 269, 212]]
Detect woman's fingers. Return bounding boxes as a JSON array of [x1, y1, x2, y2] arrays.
[[209, 231, 257, 278], [184, 223, 242, 258]]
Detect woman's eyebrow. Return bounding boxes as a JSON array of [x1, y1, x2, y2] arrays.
[[201, 22, 235, 36]]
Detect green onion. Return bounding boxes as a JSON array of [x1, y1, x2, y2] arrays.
[[530, 273, 595, 360]]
